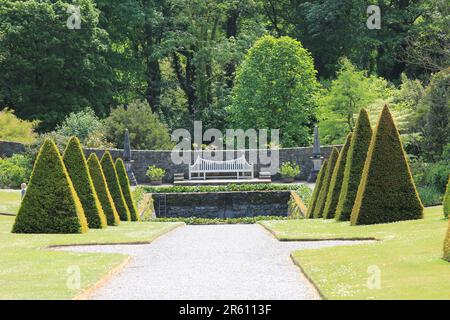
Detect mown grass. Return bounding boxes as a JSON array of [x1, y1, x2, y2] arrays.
[[0, 215, 183, 299], [259, 206, 450, 299], [0, 190, 21, 214]]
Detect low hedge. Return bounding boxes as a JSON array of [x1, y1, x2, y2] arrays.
[[12, 139, 88, 234], [87, 153, 121, 226], [153, 216, 289, 225], [63, 137, 107, 229], [115, 158, 139, 221], [101, 151, 131, 221]]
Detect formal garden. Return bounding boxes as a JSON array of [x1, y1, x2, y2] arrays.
[[0, 0, 449, 301]]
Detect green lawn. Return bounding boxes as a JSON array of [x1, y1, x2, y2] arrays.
[[259, 206, 450, 299], [0, 190, 21, 214], [0, 215, 183, 299]]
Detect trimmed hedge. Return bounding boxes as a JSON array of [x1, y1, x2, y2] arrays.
[[444, 220, 450, 261], [12, 139, 88, 234], [306, 159, 328, 218], [335, 109, 373, 221], [63, 137, 107, 229], [101, 151, 131, 221], [323, 133, 352, 219], [444, 175, 450, 219], [115, 158, 139, 221], [87, 154, 120, 226], [313, 147, 339, 218], [351, 105, 423, 225]]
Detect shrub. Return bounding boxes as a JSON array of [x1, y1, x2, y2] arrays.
[[63, 137, 107, 229], [417, 186, 443, 207], [0, 154, 33, 188], [279, 162, 301, 178], [12, 139, 88, 233], [323, 133, 352, 219], [146, 165, 165, 180], [351, 105, 423, 225], [0, 108, 37, 144], [56, 108, 106, 145], [115, 158, 139, 221], [335, 109, 373, 221], [313, 148, 339, 218], [444, 221, 450, 262], [306, 159, 328, 218], [101, 151, 131, 221], [444, 176, 450, 219], [87, 154, 120, 226]]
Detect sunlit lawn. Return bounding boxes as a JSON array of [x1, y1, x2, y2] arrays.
[[260, 206, 450, 299], [0, 190, 21, 214], [0, 215, 183, 299]]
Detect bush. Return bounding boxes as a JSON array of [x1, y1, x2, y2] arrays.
[[0, 154, 33, 188], [101, 151, 130, 221], [0, 109, 37, 144], [313, 148, 339, 218], [279, 162, 301, 178], [335, 109, 373, 221], [444, 176, 450, 219], [306, 159, 328, 218], [12, 139, 88, 234], [146, 165, 165, 181], [63, 137, 107, 229], [417, 186, 443, 207], [323, 133, 352, 219], [104, 100, 174, 150], [115, 158, 139, 221], [87, 153, 120, 226], [444, 221, 450, 261], [351, 105, 423, 225], [56, 108, 106, 145]]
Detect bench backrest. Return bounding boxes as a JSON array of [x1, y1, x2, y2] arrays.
[[190, 156, 253, 172]]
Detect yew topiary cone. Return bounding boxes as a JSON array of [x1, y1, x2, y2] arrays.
[[351, 105, 423, 225], [444, 220, 450, 262], [12, 139, 88, 234], [63, 137, 107, 229], [444, 175, 450, 219], [323, 133, 352, 219], [87, 154, 120, 226], [115, 158, 139, 221], [101, 151, 131, 221], [306, 159, 328, 218], [335, 109, 373, 221], [313, 147, 339, 218]]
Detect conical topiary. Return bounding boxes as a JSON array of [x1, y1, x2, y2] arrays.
[[323, 133, 352, 219], [335, 109, 373, 221], [313, 148, 339, 218], [444, 175, 450, 219], [87, 154, 120, 226], [12, 139, 88, 234], [444, 220, 450, 262], [63, 137, 107, 229], [306, 159, 328, 218], [101, 151, 131, 221], [351, 105, 423, 225], [115, 158, 139, 221]]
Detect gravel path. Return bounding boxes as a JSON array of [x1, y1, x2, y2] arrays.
[[59, 224, 369, 300]]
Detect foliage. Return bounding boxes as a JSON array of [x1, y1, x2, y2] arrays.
[[417, 186, 444, 208], [323, 134, 352, 219], [87, 153, 120, 226], [445, 220, 450, 262], [153, 216, 290, 225], [146, 165, 166, 181], [0, 154, 33, 189], [306, 160, 328, 218], [0, 109, 37, 144], [63, 137, 107, 229], [279, 162, 301, 178], [313, 148, 339, 218], [104, 100, 174, 150], [0, 0, 115, 131], [12, 139, 88, 233], [100, 151, 130, 221], [351, 106, 423, 225], [115, 159, 139, 221], [444, 176, 450, 219], [335, 109, 372, 221], [228, 35, 319, 147]]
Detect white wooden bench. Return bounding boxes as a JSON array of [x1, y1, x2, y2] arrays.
[[189, 156, 254, 180]]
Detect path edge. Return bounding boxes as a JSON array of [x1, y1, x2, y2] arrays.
[[289, 253, 326, 300]]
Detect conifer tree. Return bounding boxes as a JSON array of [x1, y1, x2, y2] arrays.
[[313, 148, 339, 218], [115, 158, 139, 221], [306, 159, 328, 218]]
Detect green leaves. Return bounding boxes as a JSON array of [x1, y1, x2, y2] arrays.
[[115, 158, 139, 221]]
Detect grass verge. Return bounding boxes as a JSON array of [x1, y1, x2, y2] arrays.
[[0, 190, 21, 215]]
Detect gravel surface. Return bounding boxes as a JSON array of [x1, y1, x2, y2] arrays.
[[59, 224, 370, 300]]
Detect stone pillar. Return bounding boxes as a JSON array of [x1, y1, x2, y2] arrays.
[[307, 126, 324, 182], [123, 129, 138, 186]]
